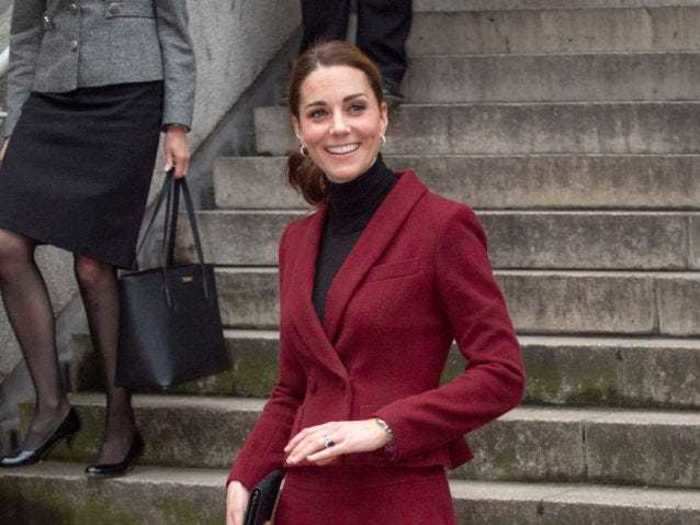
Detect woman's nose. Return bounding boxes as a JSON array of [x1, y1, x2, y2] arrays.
[[330, 111, 350, 134]]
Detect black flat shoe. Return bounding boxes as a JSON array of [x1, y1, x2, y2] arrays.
[[85, 432, 144, 478], [0, 407, 81, 468]]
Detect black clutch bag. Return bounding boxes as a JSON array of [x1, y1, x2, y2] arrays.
[[244, 470, 285, 525], [115, 173, 230, 390]]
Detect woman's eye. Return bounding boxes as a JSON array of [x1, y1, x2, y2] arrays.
[[308, 109, 327, 119], [349, 104, 366, 113]]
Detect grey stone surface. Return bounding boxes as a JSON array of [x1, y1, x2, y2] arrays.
[[184, 0, 300, 151], [543, 485, 700, 525], [657, 275, 700, 336], [454, 408, 587, 482], [451, 478, 700, 524], [480, 212, 693, 270], [214, 157, 305, 210], [413, 0, 700, 11], [405, 53, 700, 103], [409, 7, 700, 55], [498, 271, 657, 334], [4, 464, 698, 525], [212, 269, 700, 336], [215, 269, 279, 329], [0, 462, 226, 525], [182, 211, 696, 270], [26, 397, 700, 487], [585, 411, 700, 488], [691, 216, 700, 268], [71, 330, 280, 399], [255, 103, 700, 156], [71, 330, 700, 409], [214, 155, 700, 210], [520, 336, 700, 409], [26, 394, 264, 470]]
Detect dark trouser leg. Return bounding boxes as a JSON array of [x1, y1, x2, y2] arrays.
[[300, 0, 353, 53], [0, 228, 70, 451], [356, 0, 413, 87], [74, 255, 135, 464]]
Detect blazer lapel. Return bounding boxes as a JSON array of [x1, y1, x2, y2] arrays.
[[287, 205, 349, 380], [322, 170, 428, 344]]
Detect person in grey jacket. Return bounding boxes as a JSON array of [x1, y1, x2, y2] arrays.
[[0, 0, 195, 477]]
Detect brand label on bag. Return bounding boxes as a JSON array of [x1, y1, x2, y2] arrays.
[[181, 275, 194, 283]]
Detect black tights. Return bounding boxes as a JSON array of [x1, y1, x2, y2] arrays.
[[0, 228, 135, 463]]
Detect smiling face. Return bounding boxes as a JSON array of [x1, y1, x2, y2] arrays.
[[293, 65, 388, 184]]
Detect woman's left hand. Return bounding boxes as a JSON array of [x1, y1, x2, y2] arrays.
[[163, 125, 190, 178], [284, 419, 391, 466]]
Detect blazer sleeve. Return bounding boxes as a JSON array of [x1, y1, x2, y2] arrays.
[[374, 205, 526, 462], [154, 0, 195, 130], [227, 225, 306, 490], [4, 0, 45, 137]]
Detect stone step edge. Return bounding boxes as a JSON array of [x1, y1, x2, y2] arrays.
[[258, 101, 700, 110], [413, 0, 700, 13], [219, 154, 700, 159], [195, 210, 700, 217], [407, 50, 700, 58], [66, 393, 700, 426], [3, 461, 700, 512], [199, 329, 700, 349], [70, 327, 700, 348], [212, 268, 700, 278]]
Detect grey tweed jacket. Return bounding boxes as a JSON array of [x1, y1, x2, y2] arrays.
[[5, 0, 196, 136]]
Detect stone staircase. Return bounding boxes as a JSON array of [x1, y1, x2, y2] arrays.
[[2, 1, 700, 523]]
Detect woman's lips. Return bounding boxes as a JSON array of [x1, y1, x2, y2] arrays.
[[325, 143, 360, 155]]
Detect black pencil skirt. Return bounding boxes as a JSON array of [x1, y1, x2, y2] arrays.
[[0, 81, 164, 269]]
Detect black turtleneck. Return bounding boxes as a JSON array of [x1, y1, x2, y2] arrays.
[[312, 157, 397, 321]]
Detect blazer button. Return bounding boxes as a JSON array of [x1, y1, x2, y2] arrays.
[[69, 2, 79, 13], [108, 3, 121, 15], [70, 40, 79, 52]]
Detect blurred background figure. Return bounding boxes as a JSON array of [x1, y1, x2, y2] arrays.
[[300, 0, 411, 104]]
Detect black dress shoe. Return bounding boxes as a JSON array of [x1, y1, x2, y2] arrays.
[[85, 432, 145, 478], [0, 407, 81, 468]]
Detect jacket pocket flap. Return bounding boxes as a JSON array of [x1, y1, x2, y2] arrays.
[[365, 258, 423, 283], [104, 1, 156, 18]]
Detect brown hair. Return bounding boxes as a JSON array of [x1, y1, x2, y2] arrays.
[[286, 40, 385, 206]]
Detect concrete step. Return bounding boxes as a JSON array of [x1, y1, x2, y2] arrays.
[[408, 4, 700, 55], [254, 103, 700, 156], [404, 52, 700, 103], [212, 268, 700, 336], [3, 463, 699, 525], [214, 155, 700, 211], [70, 331, 700, 410], [26, 396, 700, 488], [182, 210, 700, 270]]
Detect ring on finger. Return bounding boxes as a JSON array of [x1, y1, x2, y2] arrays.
[[322, 434, 335, 449]]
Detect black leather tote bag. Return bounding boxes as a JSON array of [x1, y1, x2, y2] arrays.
[[115, 173, 230, 390]]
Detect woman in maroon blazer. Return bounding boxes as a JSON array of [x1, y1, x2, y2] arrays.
[[226, 41, 525, 525]]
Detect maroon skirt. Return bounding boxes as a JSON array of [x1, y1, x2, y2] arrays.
[[274, 465, 456, 525]]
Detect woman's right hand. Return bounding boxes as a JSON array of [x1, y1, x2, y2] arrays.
[[226, 481, 250, 525]]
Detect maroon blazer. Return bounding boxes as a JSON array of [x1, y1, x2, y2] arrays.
[[228, 171, 525, 489]]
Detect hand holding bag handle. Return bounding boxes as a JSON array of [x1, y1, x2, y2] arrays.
[[115, 171, 230, 391]]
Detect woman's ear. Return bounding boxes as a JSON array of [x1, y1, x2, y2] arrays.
[[379, 101, 389, 137], [292, 116, 302, 143]]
